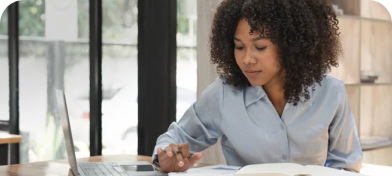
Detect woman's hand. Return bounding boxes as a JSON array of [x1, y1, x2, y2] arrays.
[[157, 143, 203, 173]]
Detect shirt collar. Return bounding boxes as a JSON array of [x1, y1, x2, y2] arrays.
[[244, 86, 266, 107], [244, 85, 313, 107]]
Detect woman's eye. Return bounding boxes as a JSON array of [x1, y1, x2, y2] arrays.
[[256, 46, 267, 51], [235, 46, 244, 50]]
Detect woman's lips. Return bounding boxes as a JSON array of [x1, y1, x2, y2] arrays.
[[244, 70, 262, 78]]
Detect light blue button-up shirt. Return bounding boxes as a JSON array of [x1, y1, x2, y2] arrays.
[[154, 75, 363, 172]]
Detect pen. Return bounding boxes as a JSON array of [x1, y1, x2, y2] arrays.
[[176, 149, 195, 157]]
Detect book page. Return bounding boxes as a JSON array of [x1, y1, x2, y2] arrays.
[[169, 165, 240, 176], [234, 163, 304, 176], [304, 165, 366, 176]]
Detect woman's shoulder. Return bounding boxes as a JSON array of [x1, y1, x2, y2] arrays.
[[312, 74, 346, 101], [320, 74, 344, 87], [200, 77, 242, 99]]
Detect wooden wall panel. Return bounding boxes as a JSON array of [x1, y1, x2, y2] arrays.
[[364, 147, 392, 166], [361, 20, 392, 83], [361, 0, 391, 21], [360, 86, 392, 138], [329, 0, 361, 16], [329, 17, 361, 84], [360, 86, 392, 166]]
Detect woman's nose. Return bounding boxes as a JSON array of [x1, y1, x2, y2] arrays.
[[243, 51, 257, 65]]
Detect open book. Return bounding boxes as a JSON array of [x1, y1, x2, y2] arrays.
[[169, 163, 366, 176], [234, 163, 366, 176]]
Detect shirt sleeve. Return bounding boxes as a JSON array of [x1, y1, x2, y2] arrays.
[[152, 78, 225, 160], [325, 80, 363, 172]]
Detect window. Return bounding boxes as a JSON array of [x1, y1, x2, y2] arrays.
[[101, 0, 138, 155], [176, 0, 197, 121], [19, 0, 90, 162]]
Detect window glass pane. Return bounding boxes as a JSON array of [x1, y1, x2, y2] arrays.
[[101, 0, 138, 155], [0, 9, 9, 121], [19, 0, 90, 163], [177, 0, 197, 121]]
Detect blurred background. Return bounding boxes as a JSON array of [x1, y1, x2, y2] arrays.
[[0, 0, 197, 163], [0, 0, 392, 168]]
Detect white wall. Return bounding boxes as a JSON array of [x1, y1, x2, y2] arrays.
[[196, 0, 227, 165]]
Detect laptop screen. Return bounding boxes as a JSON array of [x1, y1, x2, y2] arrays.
[[55, 89, 79, 175]]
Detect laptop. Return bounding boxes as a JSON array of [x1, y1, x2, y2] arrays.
[[54, 89, 165, 176]]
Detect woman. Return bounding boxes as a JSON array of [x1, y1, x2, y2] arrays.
[[153, 0, 363, 173]]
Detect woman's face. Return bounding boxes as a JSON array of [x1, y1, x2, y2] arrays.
[[234, 18, 283, 87]]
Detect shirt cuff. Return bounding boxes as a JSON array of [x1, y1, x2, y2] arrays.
[[152, 154, 160, 166], [152, 144, 171, 166]]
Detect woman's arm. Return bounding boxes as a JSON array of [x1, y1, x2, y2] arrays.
[[326, 81, 363, 172], [152, 78, 225, 160]]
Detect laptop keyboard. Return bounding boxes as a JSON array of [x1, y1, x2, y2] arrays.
[[79, 163, 128, 176]]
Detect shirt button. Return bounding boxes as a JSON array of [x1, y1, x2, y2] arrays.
[[280, 124, 285, 129], [282, 154, 288, 160]]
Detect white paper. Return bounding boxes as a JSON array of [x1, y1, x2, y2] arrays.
[[234, 163, 367, 176], [169, 165, 240, 176], [234, 163, 303, 176], [304, 165, 367, 176]]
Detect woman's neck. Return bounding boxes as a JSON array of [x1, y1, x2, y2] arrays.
[[263, 72, 286, 106]]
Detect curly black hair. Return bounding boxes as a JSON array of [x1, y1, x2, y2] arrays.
[[210, 0, 342, 105]]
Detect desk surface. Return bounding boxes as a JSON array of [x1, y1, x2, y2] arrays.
[[0, 155, 152, 176], [0, 133, 22, 144], [0, 155, 391, 176]]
